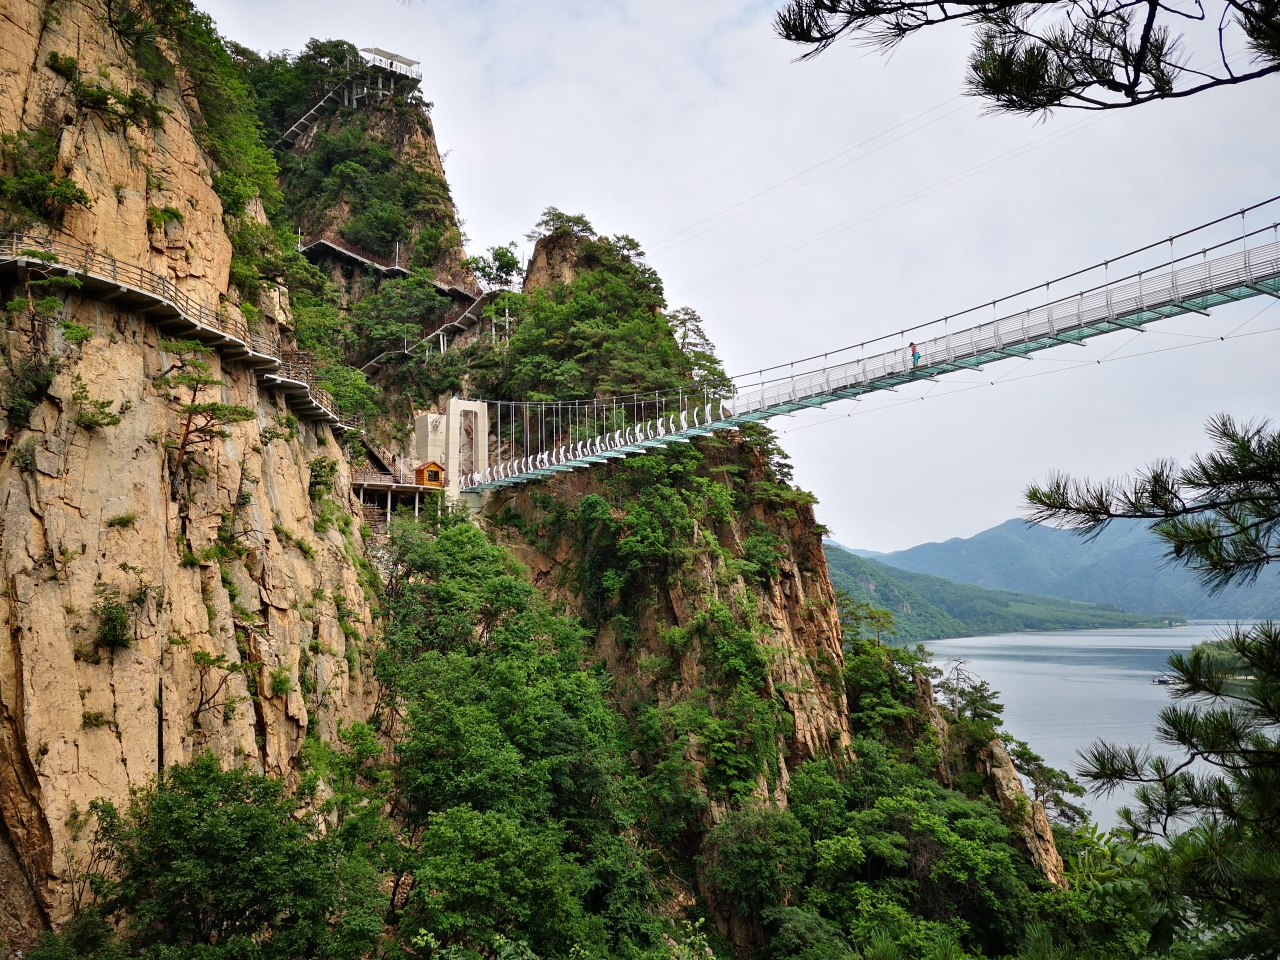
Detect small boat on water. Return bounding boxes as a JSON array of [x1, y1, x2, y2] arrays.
[[1152, 674, 1178, 685]]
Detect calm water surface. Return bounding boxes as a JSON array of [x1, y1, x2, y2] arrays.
[[927, 623, 1233, 826]]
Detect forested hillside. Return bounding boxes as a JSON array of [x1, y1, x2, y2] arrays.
[[0, 2, 1185, 959], [872, 519, 1280, 618], [825, 545, 1182, 640]]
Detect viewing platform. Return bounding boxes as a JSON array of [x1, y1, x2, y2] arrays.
[[275, 48, 424, 150]]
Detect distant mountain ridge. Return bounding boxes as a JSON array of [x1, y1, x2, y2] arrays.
[[861, 519, 1280, 618], [823, 546, 1178, 641]]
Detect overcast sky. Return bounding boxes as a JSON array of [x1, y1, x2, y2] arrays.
[[202, 0, 1280, 551]]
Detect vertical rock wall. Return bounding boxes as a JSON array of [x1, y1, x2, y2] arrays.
[[0, 0, 379, 946], [2, 0, 232, 304]]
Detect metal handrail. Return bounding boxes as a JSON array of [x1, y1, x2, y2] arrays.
[[300, 230, 408, 273], [1, 233, 248, 341], [0, 233, 350, 427]]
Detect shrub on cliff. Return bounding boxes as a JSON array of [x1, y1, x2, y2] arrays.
[[0, 129, 91, 228]]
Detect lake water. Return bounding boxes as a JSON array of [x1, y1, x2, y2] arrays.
[[926, 623, 1232, 826]]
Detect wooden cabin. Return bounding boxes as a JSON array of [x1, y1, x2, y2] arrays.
[[415, 460, 446, 489]]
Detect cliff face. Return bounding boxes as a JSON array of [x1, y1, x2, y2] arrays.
[[1, 0, 231, 303], [0, 0, 377, 946], [500, 450, 852, 769], [489, 436, 851, 950]]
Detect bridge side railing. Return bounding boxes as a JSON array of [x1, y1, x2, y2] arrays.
[[1, 233, 255, 342], [729, 235, 1280, 413], [461, 230, 1280, 492]]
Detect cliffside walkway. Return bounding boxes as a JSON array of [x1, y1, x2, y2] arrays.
[[460, 197, 1280, 494], [0, 233, 355, 432]]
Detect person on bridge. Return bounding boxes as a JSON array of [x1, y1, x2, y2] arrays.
[[909, 342, 921, 367]]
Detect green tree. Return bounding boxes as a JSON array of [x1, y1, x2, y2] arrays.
[[5, 250, 84, 335], [1027, 412, 1280, 954], [27, 754, 383, 960], [464, 242, 522, 289], [775, 0, 1280, 114], [1004, 738, 1088, 826], [835, 587, 896, 643], [1075, 621, 1280, 955], [1026, 414, 1280, 592], [377, 513, 668, 955], [349, 269, 451, 354], [153, 340, 256, 498], [0, 129, 92, 227]]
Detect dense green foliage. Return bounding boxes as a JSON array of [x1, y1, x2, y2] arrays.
[[824, 546, 1180, 639], [402, 210, 727, 410], [369, 513, 677, 955], [121, 0, 281, 216], [235, 40, 461, 262], [232, 39, 359, 145], [27, 754, 382, 960], [0, 129, 92, 228]]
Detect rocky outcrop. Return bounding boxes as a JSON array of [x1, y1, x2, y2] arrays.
[[977, 739, 1068, 889], [0, 1, 379, 947], [493, 440, 851, 776], [488, 435, 851, 951], [522, 230, 583, 292]]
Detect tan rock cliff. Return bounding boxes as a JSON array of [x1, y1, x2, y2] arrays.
[[0, 0, 378, 948], [977, 738, 1068, 889]]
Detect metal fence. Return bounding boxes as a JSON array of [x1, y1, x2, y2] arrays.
[[0, 233, 348, 427]]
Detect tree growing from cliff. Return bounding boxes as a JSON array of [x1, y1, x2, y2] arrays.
[[5, 250, 85, 346], [775, 0, 1280, 114], [0, 130, 92, 228], [153, 339, 256, 499]]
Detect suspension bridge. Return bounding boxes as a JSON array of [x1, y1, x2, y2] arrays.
[[449, 197, 1280, 496]]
